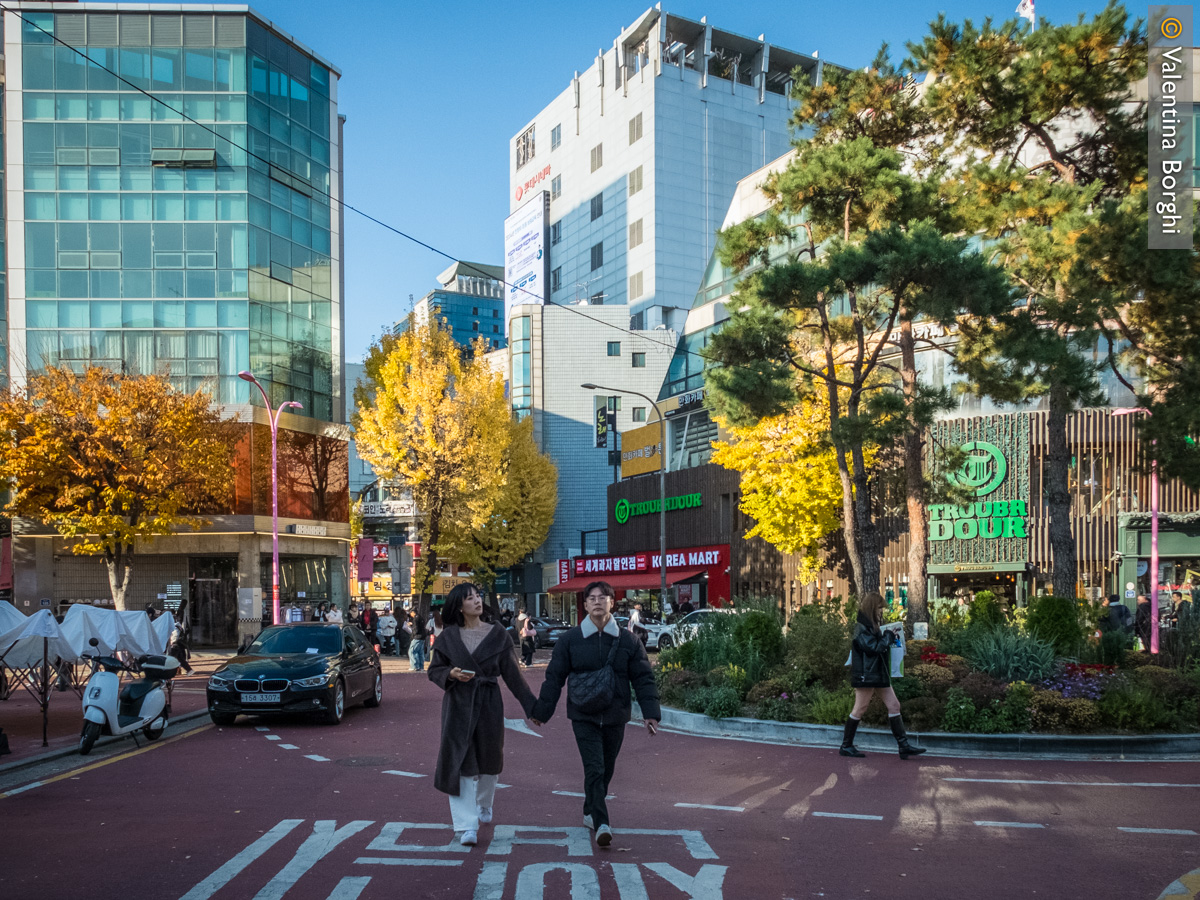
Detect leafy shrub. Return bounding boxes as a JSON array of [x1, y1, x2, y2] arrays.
[[891, 676, 928, 702], [784, 602, 852, 690], [1041, 663, 1119, 701], [901, 696, 946, 732], [965, 628, 1057, 683], [1026, 595, 1084, 656], [1029, 689, 1100, 732], [1095, 629, 1135, 665], [970, 590, 1006, 629], [955, 671, 1008, 708], [941, 687, 978, 732], [906, 639, 937, 662], [910, 663, 956, 694], [807, 684, 854, 725], [745, 677, 789, 705], [657, 667, 703, 706], [1000, 681, 1034, 732], [705, 664, 748, 696], [684, 684, 742, 719], [940, 654, 971, 679], [1131, 664, 1200, 701], [734, 610, 785, 668], [1095, 680, 1181, 732], [755, 696, 807, 722]]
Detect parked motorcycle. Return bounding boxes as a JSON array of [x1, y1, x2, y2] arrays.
[[79, 637, 179, 755]]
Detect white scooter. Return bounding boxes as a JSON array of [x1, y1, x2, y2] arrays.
[[79, 637, 179, 755]]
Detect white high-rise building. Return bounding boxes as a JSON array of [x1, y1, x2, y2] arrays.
[[508, 7, 825, 333]]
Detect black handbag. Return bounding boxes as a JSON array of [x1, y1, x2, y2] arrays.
[[568, 634, 621, 715]]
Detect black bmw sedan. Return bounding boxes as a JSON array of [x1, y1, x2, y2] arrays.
[[206, 622, 382, 726]]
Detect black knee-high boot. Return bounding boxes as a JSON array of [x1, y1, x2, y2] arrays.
[[889, 714, 926, 759], [839, 716, 866, 757]]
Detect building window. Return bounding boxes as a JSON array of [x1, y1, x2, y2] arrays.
[[633, 407, 647, 422], [493, 325, 499, 333], [590, 243, 603, 271], [629, 112, 643, 144], [493, 309, 499, 317], [590, 291, 605, 306], [590, 194, 604, 221], [551, 124, 562, 150], [551, 175, 562, 200], [590, 143, 603, 172], [551, 220, 562, 246], [628, 165, 643, 196], [472, 307, 478, 315], [630, 311, 645, 330], [632, 352, 646, 368], [607, 341, 621, 356], [628, 219, 643, 249], [629, 271, 644, 300], [551, 266, 562, 292], [516, 125, 536, 170]]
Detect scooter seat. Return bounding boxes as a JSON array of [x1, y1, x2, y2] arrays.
[[119, 679, 156, 705]]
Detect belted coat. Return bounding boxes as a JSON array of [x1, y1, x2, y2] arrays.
[[428, 622, 536, 795]]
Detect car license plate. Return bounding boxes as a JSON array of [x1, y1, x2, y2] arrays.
[[241, 692, 280, 703]]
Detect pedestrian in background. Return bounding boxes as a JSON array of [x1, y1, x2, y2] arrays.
[[408, 611, 428, 671], [429, 583, 536, 847], [517, 610, 536, 667], [326, 605, 343, 625], [378, 607, 398, 655], [1135, 593, 1152, 651], [840, 591, 925, 760], [531, 580, 660, 848], [361, 604, 379, 648], [1102, 594, 1132, 634]]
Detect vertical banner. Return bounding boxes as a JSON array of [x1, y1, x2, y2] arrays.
[[1148, 6, 1194, 249], [559, 559, 571, 584], [595, 396, 610, 448], [356, 538, 374, 582]]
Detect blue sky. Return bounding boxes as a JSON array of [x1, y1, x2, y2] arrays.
[[233, 0, 1136, 361]]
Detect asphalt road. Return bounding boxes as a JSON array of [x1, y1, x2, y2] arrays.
[[1, 667, 1198, 900]]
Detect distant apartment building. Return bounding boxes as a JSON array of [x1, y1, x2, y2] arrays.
[[2, 3, 349, 644], [395, 260, 505, 351], [508, 7, 827, 333]]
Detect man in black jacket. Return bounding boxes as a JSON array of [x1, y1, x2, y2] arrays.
[[532, 580, 661, 848], [1135, 594, 1153, 651]]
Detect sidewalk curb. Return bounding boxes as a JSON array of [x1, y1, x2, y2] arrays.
[[0, 707, 213, 776], [657, 707, 1200, 760]]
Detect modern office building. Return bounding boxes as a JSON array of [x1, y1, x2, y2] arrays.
[[2, 3, 349, 645], [508, 7, 826, 333], [396, 260, 505, 352]]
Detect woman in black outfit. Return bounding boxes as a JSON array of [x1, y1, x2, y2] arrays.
[[840, 591, 926, 760]]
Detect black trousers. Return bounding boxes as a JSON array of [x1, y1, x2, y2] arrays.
[[571, 719, 626, 828], [521, 637, 536, 666]]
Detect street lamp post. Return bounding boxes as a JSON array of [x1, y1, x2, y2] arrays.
[[239, 371, 303, 626], [582, 383, 669, 608], [1113, 407, 1158, 654]]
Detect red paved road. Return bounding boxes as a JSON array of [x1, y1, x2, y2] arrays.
[[1, 668, 1198, 900]]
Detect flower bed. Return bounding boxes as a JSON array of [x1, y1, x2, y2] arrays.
[[654, 595, 1200, 735]]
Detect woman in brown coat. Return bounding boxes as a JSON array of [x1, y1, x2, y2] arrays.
[[428, 583, 536, 847]]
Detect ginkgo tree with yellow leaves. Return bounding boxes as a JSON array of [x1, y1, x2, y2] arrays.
[[711, 394, 875, 585], [0, 366, 238, 611], [353, 318, 555, 618]]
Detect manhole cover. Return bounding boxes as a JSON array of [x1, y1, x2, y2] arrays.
[[335, 756, 392, 767]]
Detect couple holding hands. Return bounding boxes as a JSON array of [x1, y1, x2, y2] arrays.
[[428, 581, 661, 849]]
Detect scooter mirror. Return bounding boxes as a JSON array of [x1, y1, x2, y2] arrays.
[[89, 637, 99, 647]]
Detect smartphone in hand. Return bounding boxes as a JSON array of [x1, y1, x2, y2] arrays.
[[460, 669, 476, 677]]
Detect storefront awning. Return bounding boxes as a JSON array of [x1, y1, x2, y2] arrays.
[[549, 568, 708, 594]]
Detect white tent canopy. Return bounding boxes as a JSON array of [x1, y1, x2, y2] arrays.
[[0, 602, 173, 668]]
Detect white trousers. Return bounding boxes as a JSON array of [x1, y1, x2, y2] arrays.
[[448, 773, 498, 832]]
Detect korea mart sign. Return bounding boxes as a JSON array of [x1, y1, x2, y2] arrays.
[[613, 492, 702, 525], [927, 415, 1031, 569]]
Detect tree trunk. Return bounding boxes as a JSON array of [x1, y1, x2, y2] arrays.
[[105, 546, 133, 612], [899, 319, 930, 623], [827, 369, 866, 597], [851, 442, 880, 596], [1046, 385, 1077, 598], [414, 518, 440, 623]]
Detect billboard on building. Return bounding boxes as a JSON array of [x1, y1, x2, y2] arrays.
[[620, 422, 664, 478], [503, 191, 549, 322]]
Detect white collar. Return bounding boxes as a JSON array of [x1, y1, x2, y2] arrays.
[[581, 615, 620, 638]]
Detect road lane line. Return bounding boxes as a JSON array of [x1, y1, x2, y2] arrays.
[[946, 778, 1200, 788], [974, 821, 1044, 828], [504, 718, 542, 738], [265, 735, 282, 741], [553, 790, 615, 799], [354, 857, 465, 866], [254, 820, 374, 900], [179, 819, 305, 900], [383, 770, 427, 778], [325, 877, 371, 900], [306, 754, 330, 762], [1, 722, 213, 800], [675, 802, 745, 813], [256, 726, 271, 732], [1118, 827, 1198, 835], [812, 812, 884, 821], [279, 744, 299, 750]]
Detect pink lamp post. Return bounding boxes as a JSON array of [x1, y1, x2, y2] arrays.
[[239, 371, 303, 626], [1113, 407, 1158, 654]]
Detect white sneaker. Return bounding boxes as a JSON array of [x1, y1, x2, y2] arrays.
[[478, 806, 493, 824], [596, 824, 612, 847], [460, 830, 477, 847], [583, 814, 594, 830]]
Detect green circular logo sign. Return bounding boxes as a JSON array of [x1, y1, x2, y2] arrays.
[[614, 498, 630, 524], [952, 441, 1007, 497]]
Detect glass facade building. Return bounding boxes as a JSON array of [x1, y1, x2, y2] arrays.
[[5, 5, 343, 421], [2, 4, 349, 644], [395, 260, 506, 353]]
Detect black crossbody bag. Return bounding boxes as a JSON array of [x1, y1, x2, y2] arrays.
[[568, 633, 621, 715]]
